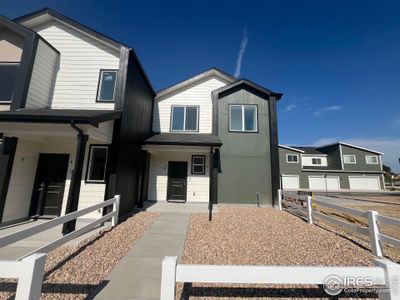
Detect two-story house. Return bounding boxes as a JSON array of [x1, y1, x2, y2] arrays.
[[0, 8, 154, 230], [279, 142, 385, 191], [143, 69, 282, 206]]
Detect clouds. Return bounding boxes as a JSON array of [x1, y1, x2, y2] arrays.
[[313, 137, 400, 173], [312, 105, 343, 116], [284, 104, 297, 112], [234, 30, 248, 78]]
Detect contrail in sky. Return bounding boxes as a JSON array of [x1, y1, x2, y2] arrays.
[[234, 30, 248, 78]]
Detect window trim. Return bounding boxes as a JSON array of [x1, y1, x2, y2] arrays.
[[96, 69, 118, 103], [311, 157, 322, 165], [170, 105, 200, 132], [229, 104, 258, 133], [0, 62, 20, 104], [191, 155, 206, 175], [85, 144, 109, 183], [365, 155, 379, 165], [286, 154, 299, 163], [343, 154, 357, 164]]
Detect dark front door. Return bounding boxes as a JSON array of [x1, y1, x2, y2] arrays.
[[167, 161, 188, 202], [31, 154, 69, 217]]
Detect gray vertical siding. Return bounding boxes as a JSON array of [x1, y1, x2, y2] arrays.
[[279, 147, 302, 175], [317, 144, 342, 170], [217, 88, 272, 205]]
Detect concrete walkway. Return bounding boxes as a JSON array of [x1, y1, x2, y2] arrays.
[[93, 212, 191, 300]]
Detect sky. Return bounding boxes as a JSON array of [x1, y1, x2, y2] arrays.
[[1, 0, 400, 172]]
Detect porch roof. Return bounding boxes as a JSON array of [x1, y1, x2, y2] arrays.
[[144, 133, 222, 146], [0, 109, 122, 126]]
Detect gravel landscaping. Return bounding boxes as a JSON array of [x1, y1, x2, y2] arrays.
[[0, 211, 159, 300], [178, 205, 377, 299]]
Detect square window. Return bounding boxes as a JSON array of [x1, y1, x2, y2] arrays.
[[343, 155, 356, 164], [312, 158, 322, 165], [191, 155, 205, 174], [229, 105, 257, 132], [171, 106, 199, 131], [286, 154, 299, 163], [97, 70, 117, 102], [86, 146, 108, 182], [366, 155, 379, 164]]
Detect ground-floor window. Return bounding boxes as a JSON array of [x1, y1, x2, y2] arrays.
[[86, 145, 109, 183], [191, 155, 205, 174]]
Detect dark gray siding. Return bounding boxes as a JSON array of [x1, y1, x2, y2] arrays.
[[111, 48, 154, 216], [341, 145, 382, 172], [217, 88, 272, 205], [317, 144, 342, 169], [279, 147, 302, 175]]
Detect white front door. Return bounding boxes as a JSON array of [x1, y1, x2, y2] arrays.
[[349, 176, 380, 191], [308, 176, 340, 191], [282, 175, 299, 190]]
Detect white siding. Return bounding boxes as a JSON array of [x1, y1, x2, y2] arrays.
[[147, 151, 209, 202], [33, 20, 120, 110], [302, 156, 328, 167], [2, 136, 110, 222], [153, 76, 228, 133], [25, 40, 59, 109], [2, 139, 40, 222]]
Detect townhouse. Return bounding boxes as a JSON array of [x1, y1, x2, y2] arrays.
[[279, 142, 385, 191], [0, 8, 154, 229], [143, 69, 282, 206]]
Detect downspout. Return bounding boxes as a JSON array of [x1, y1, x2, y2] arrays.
[[62, 122, 88, 234]]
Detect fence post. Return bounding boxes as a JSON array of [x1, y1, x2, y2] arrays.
[[277, 189, 282, 210], [375, 258, 400, 299], [111, 195, 120, 227], [15, 253, 47, 300], [160, 256, 178, 300], [367, 210, 383, 257], [306, 195, 313, 224]]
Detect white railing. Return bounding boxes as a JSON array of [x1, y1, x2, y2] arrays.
[[279, 190, 400, 257], [0, 195, 120, 300], [160, 256, 400, 300]]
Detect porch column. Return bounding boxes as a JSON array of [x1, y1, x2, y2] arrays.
[[209, 147, 220, 221], [62, 130, 88, 234]]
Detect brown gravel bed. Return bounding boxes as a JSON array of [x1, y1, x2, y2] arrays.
[[178, 206, 376, 299], [0, 211, 159, 300]]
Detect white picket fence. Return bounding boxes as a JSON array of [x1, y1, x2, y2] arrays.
[[278, 190, 400, 257], [160, 256, 399, 300], [0, 195, 120, 300]]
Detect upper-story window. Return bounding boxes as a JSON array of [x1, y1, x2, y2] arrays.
[[0, 62, 19, 103], [229, 105, 257, 132], [343, 155, 356, 164], [171, 105, 199, 131], [97, 70, 117, 102], [366, 155, 379, 165], [312, 158, 322, 165], [286, 154, 299, 163]]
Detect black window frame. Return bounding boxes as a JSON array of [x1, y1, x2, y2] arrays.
[[0, 62, 20, 104], [191, 155, 206, 175], [312, 158, 322, 165], [85, 144, 109, 183], [286, 154, 299, 163], [228, 104, 258, 133], [170, 105, 200, 132], [96, 69, 118, 103]]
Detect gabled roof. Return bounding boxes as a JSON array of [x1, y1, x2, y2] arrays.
[[156, 68, 236, 99], [292, 146, 326, 155], [318, 142, 383, 155], [278, 145, 305, 153], [14, 8, 126, 50], [212, 78, 283, 100]]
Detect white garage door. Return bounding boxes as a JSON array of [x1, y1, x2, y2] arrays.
[[282, 175, 299, 190], [308, 176, 340, 191], [349, 176, 380, 191]]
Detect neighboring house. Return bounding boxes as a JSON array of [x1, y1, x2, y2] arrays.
[[143, 69, 282, 206], [279, 143, 385, 191], [0, 8, 154, 229]]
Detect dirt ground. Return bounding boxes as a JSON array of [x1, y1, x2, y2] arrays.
[[178, 206, 377, 299]]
